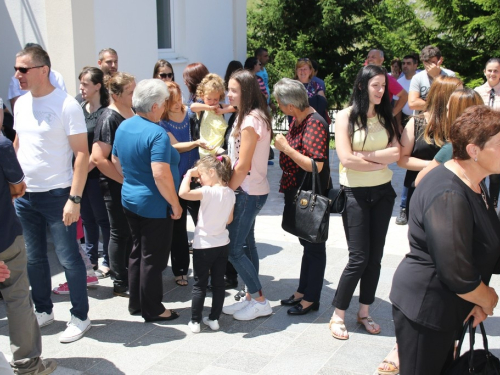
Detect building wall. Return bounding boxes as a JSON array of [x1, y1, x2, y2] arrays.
[[0, 0, 247, 110]]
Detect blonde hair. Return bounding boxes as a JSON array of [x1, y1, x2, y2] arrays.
[[162, 81, 185, 121], [196, 73, 226, 102], [105, 72, 135, 97], [195, 155, 232, 185]]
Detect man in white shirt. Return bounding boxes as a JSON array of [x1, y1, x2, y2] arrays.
[[408, 45, 456, 112], [8, 43, 66, 113], [396, 54, 421, 125], [13, 46, 91, 343]]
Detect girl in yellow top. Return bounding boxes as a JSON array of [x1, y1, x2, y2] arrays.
[[190, 73, 235, 156], [329, 65, 401, 340]]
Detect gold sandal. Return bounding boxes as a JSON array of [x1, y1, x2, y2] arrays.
[[377, 359, 399, 375], [328, 318, 349, 340], [357, 315, 381, 335]]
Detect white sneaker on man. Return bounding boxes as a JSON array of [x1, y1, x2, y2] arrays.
[[59, 315, 91, 343], [35, 311, 54, 328], [222, 298, 252, 315], [188, 321, 200, 333], [233, 299, 272, 321], [202, 317, 220, 331]]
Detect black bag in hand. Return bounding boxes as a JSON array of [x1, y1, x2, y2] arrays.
[[281, 159, 332, 243], [328, 186, 346, 214], [444, 317, 500, 375]]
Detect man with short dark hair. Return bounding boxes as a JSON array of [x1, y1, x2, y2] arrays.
[[13, 46, 91, 343], [408, 45, 455, 111], [97, 48, 119, 77]]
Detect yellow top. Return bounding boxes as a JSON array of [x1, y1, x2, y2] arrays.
[[339, 107, 393, 187], [199, 111, 228, 156]]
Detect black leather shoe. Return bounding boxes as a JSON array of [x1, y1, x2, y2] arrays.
[[287, 302, 320, 315], [224, 277, 238, 290], [280, 295, 303, 306], [113, 286, 130, 298], [129, 308, 141, 315], [144, 310, 180, 322]]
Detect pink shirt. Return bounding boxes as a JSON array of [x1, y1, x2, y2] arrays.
[[388, 74, 404, 97], [228, 112, 271, 195]]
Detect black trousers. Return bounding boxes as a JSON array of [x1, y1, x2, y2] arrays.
[[284, 191, 326, 303], [333, 182, 396, 310], [101, 179, 132, 287], [124, 209, 173, 319], [170, 196, 199, 276], [393, 305, 455, 375], [191, 245, 228, 323]]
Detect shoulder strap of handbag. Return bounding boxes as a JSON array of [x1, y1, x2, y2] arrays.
[[296, 158, 322, 195]]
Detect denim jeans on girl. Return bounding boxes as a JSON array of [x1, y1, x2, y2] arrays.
[[227, 190, 268, 294]]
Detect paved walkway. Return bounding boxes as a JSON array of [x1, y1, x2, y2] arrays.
[[1, 149, 500, 374]]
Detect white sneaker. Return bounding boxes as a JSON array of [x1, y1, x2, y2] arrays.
[[59, 315, 91, 343], [233, 299, 272, 321], [188, 321, 200, 333], [35, 311, 54, 327], [222, 298, 252, 315], [202, 317, 220, 331]]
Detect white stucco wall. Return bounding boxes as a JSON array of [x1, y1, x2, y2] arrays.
[[0, 0, 247, 109]]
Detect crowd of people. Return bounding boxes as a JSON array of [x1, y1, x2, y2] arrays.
[[1, 41, 500, 375]]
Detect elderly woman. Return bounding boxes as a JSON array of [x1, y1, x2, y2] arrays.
[[274, 78, 330, 315], [390, 105, 500, 374], [112, 79, 182, 322]]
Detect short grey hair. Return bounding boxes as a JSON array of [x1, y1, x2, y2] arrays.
[[370, 49, 384, 58], [132, 79, 169, 113], [273, 78, 309, 111]]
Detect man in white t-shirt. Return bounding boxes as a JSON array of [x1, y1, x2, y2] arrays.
[[396, 54, 421, 124], [408, 45, 456, 112], [12, 46, 91, 343], [8, 43, 66, 113]]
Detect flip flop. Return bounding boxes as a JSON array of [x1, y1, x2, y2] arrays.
[[357, 315, 381, 335], [175, 275, 188, 286], [328, 318, 349, 340], [377, 359, 399, 375]]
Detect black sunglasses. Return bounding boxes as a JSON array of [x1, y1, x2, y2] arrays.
[[14, 65, 44, 74], [159, 73, 174, 79]]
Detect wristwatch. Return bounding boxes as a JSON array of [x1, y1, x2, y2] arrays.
[[68, 195, 82, 204]]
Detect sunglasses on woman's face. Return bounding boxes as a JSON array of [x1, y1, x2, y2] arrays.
[[159, 73, 174, 79]]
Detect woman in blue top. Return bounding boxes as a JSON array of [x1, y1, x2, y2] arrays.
[[159, 81, 209, 286], [112, 79, 182, 322]]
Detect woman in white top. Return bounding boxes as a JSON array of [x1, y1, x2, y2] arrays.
[[221, 70, 273, 321]]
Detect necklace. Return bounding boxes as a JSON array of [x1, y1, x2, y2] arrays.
[[453, 160, 489, 209]]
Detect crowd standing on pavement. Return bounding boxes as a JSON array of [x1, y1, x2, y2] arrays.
[[1, 42, 500, 375]]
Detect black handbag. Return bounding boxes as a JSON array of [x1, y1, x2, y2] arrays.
[[327, 186, 346, 214], [444, 317, 500, 375], [281, 159, 332, 243]]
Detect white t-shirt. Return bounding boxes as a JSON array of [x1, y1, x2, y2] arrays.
[[14, 88, 87, 192], [228, 112, 271, 195], [409, 68, 455, 102], [395, 72, 421, 116], [8, 70, 67, 100], [193, 185, 235, 249]]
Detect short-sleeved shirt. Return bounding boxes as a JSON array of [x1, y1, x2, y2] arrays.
[[228, 110, 271, 195], [474, 82, 500, 111], [279, 112, 329, 194], [112, 115, 180, 218], [193, 185, 235, 249], [256, 68, 270, 104], [14, 88, 87, 192], [409, 68, 456, 102], [434, 142, 453, 163], [82, 104, 106, 179], [8, 70, 66, 100], [390, 165, 500, 331], [311, 76, 326, 92], [395, 73, 421, 116], [303, 80, 323, 98], [0, 135, 24, 252]]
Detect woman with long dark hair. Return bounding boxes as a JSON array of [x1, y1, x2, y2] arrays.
[[153, 59, 175, 82], [222, 70, 273, 321], [329, 65, 400, 340]]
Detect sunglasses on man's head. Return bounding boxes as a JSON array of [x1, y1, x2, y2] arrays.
[[159, 73, 174, 79], [14, 66, 44, 74]]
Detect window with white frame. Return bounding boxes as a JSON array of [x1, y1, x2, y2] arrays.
[[157, 0, 173, 50]]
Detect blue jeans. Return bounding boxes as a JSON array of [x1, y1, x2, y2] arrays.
[[227, 191, 268, 295], [81, 178, 110, 267], [400, 186, 408, 209], [14, 187, 89, 320]]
